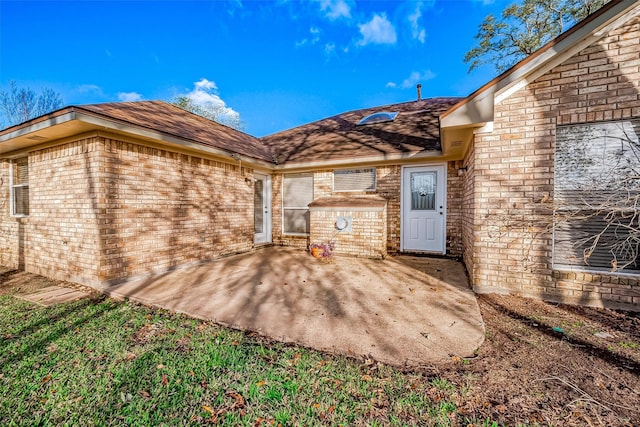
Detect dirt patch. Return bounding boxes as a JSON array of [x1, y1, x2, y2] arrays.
[[130, 322, 170, 345], [0, 267, 96, 298], [0, 268, 60, 296], [438, 294, 640, 426]]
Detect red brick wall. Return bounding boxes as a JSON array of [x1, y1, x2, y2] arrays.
[[446, 161, 464, 256], [97, 138, 254, 283], [271, 163, 463, 257], [0, 135, 255, 287], [376, 165, 402, 254], [0, 138, 105, 283], [29, 138, 107, 283], [467, 16, 640, 311], [462, 143, 476, 277], [310, 204, 387, 258]]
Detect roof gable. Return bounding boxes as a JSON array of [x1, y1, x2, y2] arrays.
[[441, 0, 640, 129]]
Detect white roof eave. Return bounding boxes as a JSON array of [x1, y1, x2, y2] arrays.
[[0, 111, 274, 168]]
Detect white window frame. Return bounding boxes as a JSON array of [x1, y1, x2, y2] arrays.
[[9, 157, 29, 217], [282, 173, 314, 236], [333, 168, 376, 192]]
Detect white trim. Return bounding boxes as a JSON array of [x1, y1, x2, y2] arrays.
[[0, 112, 76, 143], [281, 172, 314, 236], [9, 158, 29, 218], [10, 184, 29, 216], [553, 265, 640, 279], [309, 206, 385, 212], [473, 122, 494, 134], [254, 173, 272, 244], [9, 160, 14, 216], [332, 167, 377, 192], [400, 163, 447, 254], [74, 113, 275, 168], [272, 150, 444, 171], [494, 80, 528, 105], [0, 111, 275, 169]]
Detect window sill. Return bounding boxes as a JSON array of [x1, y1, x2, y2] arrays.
[[553, 266, 640, 279], [332, 190, 377, 194]]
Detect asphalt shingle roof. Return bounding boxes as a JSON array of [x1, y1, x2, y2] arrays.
[[260, 97, 462, 164], [2, 98, 461, 166], [77, 101, 273, 162]]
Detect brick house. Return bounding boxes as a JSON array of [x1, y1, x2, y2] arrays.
[[1, 0, 638, 310], [441, 0, 640, 311]]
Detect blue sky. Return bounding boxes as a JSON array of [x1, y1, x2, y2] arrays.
[[0, 0, 508, 136]]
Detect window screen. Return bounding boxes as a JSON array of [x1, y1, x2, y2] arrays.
[[333, 168, 376, 192], [283, 174, 313, 234], [11, 157, 29, 216], [554, 120, 640, 273]]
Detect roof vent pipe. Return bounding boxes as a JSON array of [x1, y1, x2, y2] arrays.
[[416, 84, 422, 101]]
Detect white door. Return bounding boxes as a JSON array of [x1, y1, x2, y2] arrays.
[[254, 173, 272, 244], [402, 165, 446, 253]]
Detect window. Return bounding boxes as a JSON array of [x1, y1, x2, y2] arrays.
[[283, 173, 313, 234], [357, 111, 398, 126], [333, 168, 376, 192], [10, 157, 29, 217], [410, 171, 436, 211], [554, 120, 640, 274]]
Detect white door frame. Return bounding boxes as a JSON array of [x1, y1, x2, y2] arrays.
[[400, 163, 447, 254], [254, 173, 272, 244]]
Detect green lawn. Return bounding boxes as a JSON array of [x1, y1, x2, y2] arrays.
[[0, 294, 493, 426]]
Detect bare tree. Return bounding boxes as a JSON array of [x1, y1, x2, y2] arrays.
[[464, 0, 609, 74], [0, 81, 64, 129], [554, 121, 640, 271], [490, 121, 640, 274]]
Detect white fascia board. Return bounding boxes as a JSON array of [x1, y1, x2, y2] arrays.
[[73, 112, 274, 168], [309, 206, 385, 212], [473, 122, 494, 134], [272, 150, 443, 172], [440, 91, 495, 128], [0, 112, 77, 143]]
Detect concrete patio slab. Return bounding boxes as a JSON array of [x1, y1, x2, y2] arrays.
[[106, 247, 485, 367]]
